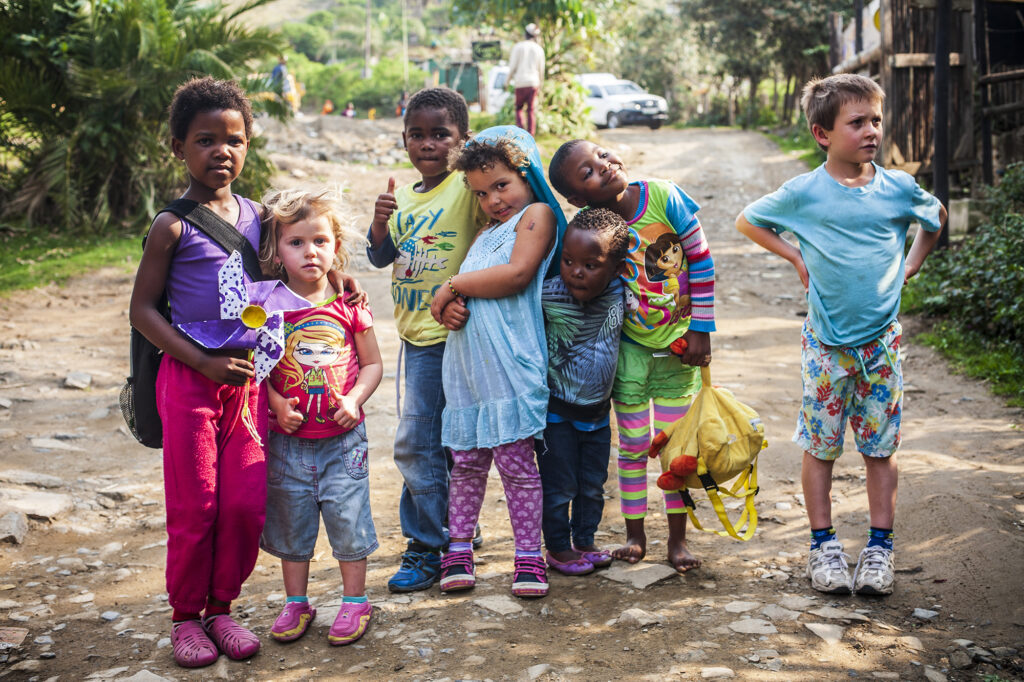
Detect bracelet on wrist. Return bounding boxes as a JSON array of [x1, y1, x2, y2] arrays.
[[448, 276, 460, 297]]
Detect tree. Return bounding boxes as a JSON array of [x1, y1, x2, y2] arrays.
[[0, 0, 287, 232], [450, 0, 616, 76]]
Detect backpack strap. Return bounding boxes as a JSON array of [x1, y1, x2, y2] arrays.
[[156, 198, 264, 282]]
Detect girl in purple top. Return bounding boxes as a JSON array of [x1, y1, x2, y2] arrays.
[[128, 77, 266, 669]]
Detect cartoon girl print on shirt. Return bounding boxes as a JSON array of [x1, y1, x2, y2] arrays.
[[278, 316, 350, 424], [644, 232, 691, 322], [622, 222, 690, 331]]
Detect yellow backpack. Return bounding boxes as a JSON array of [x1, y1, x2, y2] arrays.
[[649, 366, 767, 541]]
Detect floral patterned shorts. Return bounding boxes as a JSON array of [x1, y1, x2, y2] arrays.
[[795, 318, 903, 461]]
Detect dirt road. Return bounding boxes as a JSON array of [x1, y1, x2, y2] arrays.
[[0, 122, 1021, 681]]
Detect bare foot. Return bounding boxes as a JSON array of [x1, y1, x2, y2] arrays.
[[611, 518, 646, 563], [667, 537, 701, 573], [667, 513, 701, 573]]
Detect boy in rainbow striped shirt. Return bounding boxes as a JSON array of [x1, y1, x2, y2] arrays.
[[549, 140, 715, 572]]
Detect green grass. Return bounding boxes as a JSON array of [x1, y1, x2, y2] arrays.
[[0, 229, 140, 295], [909, 321, 1024, 407], [766, 125, 826, 168]]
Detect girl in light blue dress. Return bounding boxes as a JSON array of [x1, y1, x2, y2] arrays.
[[428, 126, 566, 598]]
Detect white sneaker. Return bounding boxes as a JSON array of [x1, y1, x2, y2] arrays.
[[806, 539, 853, 594], [853, 545, 895, 595]]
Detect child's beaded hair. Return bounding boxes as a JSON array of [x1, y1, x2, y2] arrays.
[[568, 208, 630, 262], [259, 188, 366, 278], [547, 139, 587, 199], [168, 76, 253, 141], [801, 74, 885, 149], [404, 87, 470, 137], [449, 136, 529, 184]]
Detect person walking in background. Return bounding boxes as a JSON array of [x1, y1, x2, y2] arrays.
[[271, 55, 288, 89], [508, 23, 545, 136]]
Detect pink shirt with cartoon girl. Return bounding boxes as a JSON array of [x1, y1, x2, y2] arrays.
[[269, 297, 373, 438]]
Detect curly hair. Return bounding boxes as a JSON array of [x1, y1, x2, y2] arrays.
[[168, 76, 253, 141], [259, 187, 366, 279], [568, 208, 630, 262], [449, 135, 529, 182], [547, 139, 587, 199], [404, 87, 470, 137], [801, 74, 885, 150]]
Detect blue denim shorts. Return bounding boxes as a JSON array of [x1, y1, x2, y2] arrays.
[[261, 424, 378, 562]]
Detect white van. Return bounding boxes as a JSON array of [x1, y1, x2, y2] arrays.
[[577, 73, 668, 129], [484, 65, 510, 114]]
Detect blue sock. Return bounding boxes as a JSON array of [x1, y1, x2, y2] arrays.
[[448, 541, 473, 554], [515, 550, 543, 558], [286, 595, 308, 603], [867, 527, 893, 551], [810, 526, 837, 550], [342, 595, 368, 603]]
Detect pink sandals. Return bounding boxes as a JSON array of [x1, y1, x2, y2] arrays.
[[575, 547, 613, 568], [203, 614, 260, 660], [545, 551, 595, 576], [171, 620, 218, 668]]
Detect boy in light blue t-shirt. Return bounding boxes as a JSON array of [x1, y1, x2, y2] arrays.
[[736, 74, 947, 597]]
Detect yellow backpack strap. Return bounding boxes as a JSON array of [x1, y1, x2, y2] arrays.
[[692, 457, 759, 541], [679, 488, 706, 532]]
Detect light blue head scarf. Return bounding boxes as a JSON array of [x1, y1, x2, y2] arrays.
[[469, 125, 567, 277]]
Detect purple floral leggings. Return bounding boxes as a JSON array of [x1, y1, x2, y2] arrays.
[[448, 437, 542, 552]]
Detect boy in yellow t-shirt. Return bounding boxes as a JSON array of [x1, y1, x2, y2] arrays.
[[367, 87, 484, 592]]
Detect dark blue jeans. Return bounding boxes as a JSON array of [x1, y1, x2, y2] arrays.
[[537, 421, 611, 553], [393, 341, 450, 551]]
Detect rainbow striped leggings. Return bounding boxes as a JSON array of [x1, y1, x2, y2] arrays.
[[613, 397, 693, 519]]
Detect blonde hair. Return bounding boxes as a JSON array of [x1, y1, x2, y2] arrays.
[[801, 74, 885, 150], [259, 187, 366, 278], [276, 315, 349, 394]]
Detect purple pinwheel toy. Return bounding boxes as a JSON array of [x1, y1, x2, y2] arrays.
[[177, 251, 311, 385]]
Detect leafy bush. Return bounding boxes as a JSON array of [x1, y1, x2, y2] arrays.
[[904, 162, 1024, 346], [290, 54, 426, 117], [493, 75, 593, 139], [0, 0, 287, 234], [903, 162, 1024, 405]]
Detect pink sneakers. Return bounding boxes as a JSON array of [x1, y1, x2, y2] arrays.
[[270, 601, 317, 642], [203, 614, 260, 660], [327, 601, 373, 646], [512, 555, 549, 597]]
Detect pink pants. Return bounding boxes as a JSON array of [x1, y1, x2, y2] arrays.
[[515, 86, 539, 136], [156, 355, 267, 613]]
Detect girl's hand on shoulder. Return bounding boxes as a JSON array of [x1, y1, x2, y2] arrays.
[[329, 387, 361, 430], [439, 296, 470, 331], [198, 354, 255, 386], [327, 270, 368, 306]]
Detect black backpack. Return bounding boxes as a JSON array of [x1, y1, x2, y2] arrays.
[[119, 199, 264, 448]]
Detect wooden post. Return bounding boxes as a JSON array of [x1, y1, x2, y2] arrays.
[[880, 0, 894, 165], [935, 0, 951, 248], [829, 12, 842, 69], [974, 0, 993, 185], [855, 0, 864, 54]]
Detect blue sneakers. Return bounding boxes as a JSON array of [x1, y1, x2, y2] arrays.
[[387, 550, 441, 592]]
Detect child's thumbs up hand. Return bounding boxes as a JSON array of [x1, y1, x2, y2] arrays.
[[330, 386, 361, 430], [274, 395, 304, 434], [372, 177, 398, 230]]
